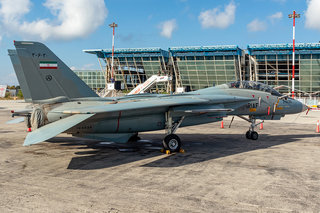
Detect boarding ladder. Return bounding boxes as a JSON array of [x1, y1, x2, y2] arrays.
[[128, 75, 169, 95]]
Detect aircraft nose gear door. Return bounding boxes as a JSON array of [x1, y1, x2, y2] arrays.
[[238, 115, 263, 140], [163, 110, 185, 152]]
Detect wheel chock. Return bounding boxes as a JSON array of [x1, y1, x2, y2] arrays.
[[166, 150, 171, 155], [179, 148, 185, 153], [160, 148, 165, 153]]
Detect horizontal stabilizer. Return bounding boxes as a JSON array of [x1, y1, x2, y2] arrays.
[[24, 113, 94, 146], [6, 117, 25, 124]]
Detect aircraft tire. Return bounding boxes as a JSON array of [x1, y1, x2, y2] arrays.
[[250, 131, 259, 140], [163, 134, 181, 152], [245, 130, 252, 139]]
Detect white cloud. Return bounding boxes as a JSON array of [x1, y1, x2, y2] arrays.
[[306, 0, 320, 31], [0, 0, 108, 41], [247, 19, 267, 32], [159, 19, 177, 39], [198, 1, 236, 29], [269, 12, 283, 23]]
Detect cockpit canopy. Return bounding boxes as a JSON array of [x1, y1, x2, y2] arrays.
[[226, 81, 282, 97]]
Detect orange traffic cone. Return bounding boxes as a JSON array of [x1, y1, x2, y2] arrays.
[[260, 123, 263, 130], [316, 120, 319, 133], [220, 121, 224, 129], [27, 128, 32, 132]]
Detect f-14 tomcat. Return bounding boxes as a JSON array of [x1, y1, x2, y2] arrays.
[[7, 41, 308, 152]]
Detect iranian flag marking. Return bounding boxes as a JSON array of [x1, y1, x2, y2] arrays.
[[39, 61, 58, 69]]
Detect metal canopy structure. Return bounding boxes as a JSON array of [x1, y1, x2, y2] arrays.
[[169, 45, 242, 56], [84, 47, 169, 58], [248, 43, 320, 55]]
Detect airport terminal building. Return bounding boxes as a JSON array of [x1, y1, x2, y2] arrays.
[[247, 43, 320, 94], [75, 42, 320, 96]]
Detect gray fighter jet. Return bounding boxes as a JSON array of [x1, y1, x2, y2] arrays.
[[7, 41, 308, 152]]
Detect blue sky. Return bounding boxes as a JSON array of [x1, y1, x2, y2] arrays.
[[1, 0, 320, 85]]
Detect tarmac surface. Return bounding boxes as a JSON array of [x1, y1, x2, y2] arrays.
[[0, 100, 320, 212]]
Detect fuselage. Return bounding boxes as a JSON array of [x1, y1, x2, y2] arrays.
[[41, 84, 306, 135]]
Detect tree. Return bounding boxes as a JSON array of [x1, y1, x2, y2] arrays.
[[17, 90, 24, 99]]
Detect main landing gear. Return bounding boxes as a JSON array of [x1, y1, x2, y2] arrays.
[[163, 111, 185, 153], [163, 134, 181, 152], [238, 116, 263, 140]]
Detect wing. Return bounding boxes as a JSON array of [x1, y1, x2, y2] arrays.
[[50, 95, 253, 115], [24, 114, 94, 146]]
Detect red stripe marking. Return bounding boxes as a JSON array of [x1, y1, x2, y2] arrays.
[[116, 111, 122, 132]]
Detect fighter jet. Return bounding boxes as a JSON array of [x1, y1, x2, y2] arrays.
[[7, 41, 308, 152]]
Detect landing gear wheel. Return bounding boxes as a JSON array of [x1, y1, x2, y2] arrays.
[[250, 131, 259, 140], [163, 134, 181, 152], [245, 130, 252, 139]]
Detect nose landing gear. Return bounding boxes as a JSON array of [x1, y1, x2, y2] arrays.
[[245, 130, 259, 140], [238, 116, 263, 140]]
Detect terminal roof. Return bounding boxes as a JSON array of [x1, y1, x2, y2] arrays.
[[83, 47, 169, 58], [169, 45, 242, 56], [248, 43, 320, 55]]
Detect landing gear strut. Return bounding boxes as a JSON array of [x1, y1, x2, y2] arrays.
[[238, 116, 263, 140], [163, 110, 185, 152]]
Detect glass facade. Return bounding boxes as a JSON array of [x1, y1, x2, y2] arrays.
[[299, 55, 320, 93], [169, 46, 242, 91], [174, 55, 238, 90], [112, 56, 168, 91], [73, 70, 105, 90]]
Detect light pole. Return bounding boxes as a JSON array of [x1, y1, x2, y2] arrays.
[[288, 11, 300, 98], [109, 22, 118, 83]]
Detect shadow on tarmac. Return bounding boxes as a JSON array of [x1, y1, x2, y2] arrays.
[[46, 133, 320, 170]]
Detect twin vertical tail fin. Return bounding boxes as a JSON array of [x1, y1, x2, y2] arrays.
[[8, 41, 98, 103], [8, 49, 33, 102]]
